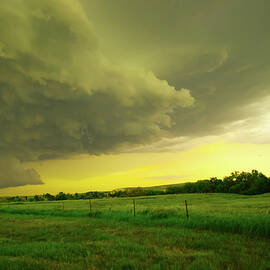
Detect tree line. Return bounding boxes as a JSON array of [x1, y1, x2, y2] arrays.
[[166, 170, 270, 195], [2, 170, 270, 202]]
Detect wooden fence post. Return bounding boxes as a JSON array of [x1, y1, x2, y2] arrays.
[[133, 199, 136, 216], [89, 199, 92, 213], [62, 201, 64, 211], [185, 200, 189, 219]]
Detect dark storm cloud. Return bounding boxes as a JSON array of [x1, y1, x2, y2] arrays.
[[0, 0, 194, 187], [83, 0, 270, 139], [0, 157, 42, 189], [2, 0, 270, 188]]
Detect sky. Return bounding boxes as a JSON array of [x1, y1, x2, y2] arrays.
[[0, 0, 270, 195]]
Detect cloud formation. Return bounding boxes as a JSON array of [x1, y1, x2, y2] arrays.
[[0, 0, 194, 188], [0, 157, 42, 189], [2, 0, 270, 189], [83, 0, 270, 138]]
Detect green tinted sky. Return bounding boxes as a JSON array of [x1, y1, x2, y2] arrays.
[[0, 0, 269, 194]]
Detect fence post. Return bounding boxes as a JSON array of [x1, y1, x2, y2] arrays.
[[62, 201, 64, 211], [133, 199, 136, 216], [89, 199, 92, 213], [185, 200, 189, 219]]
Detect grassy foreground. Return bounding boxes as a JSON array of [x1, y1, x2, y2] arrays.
[[0, 193, 270, 270]]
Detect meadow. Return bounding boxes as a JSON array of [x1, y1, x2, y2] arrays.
[[0, 193, 270, 270]]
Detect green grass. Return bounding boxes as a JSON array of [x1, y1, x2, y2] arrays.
[[0, 193, 270, 269]]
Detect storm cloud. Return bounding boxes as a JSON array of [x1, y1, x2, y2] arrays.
[[0, 0, 194, 187], [1, 0, 270, 189], [83, 0, 270, 138], [0, 157, 42, 189]]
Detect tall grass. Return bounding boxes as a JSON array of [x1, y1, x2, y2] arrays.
[[1, 205, 270, 237], [1, 194, 270, 270]]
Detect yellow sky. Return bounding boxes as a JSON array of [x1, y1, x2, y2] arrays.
[[1, 1, 270, 195], [1, 141, 269, 196]]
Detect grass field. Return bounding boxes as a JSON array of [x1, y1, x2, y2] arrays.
[[0, 193, 270, 270]]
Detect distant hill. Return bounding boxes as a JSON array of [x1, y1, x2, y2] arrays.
[[2, 170, 270, 202], [113, 182, 186, 193]]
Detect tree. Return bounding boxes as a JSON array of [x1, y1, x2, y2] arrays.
[[43, 193, 55, 201], [55, 192, 67, 200]]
